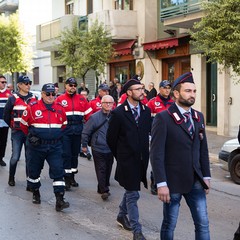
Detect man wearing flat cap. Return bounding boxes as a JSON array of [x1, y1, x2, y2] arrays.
[[20, 83, 69, 211], [150, 72, 211, 239], [56, 77, 92, 190], [107, 78, 151, 240], [147, 80, 174, 195]]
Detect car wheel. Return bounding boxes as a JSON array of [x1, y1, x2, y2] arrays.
[[229, 154, 240, 184]]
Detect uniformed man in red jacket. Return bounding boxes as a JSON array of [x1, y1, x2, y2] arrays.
[[89, 83, 111, 113], [56, 77, 92, 190], [4, 75, 37, 187], [20, 83, 69, 211]]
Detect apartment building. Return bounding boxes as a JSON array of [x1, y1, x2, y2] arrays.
[[1, 0, 239, 136]]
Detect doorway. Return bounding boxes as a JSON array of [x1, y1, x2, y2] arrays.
[[162, 57, 191, 84], [206, 62, 217, 126]]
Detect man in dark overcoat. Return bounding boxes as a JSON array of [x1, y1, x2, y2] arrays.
[[150, 72, 211, 240], [107, 78, 151, 240]]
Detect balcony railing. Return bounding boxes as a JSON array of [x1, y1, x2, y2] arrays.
[[161, 0, 205, 21]]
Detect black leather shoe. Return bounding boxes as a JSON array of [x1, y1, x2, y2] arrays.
[[32, 190, 41, 204], [80, 152, 87, 158], [101, 192, 109, 200], [26, 186, 33, 192], [86, 153, 92, 160], [0, 160, 6, 166], [133, 232, 146, 240], [117, 215, 132, 231], [8, 176, 15, 186]]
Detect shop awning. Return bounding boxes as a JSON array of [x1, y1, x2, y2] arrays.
[[113, 40, 136, 56], [143, 38, 179, 51]]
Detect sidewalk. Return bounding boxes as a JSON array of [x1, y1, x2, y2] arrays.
[[206, 128, 233, 163]]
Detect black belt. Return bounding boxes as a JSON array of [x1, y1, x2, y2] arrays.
[[41, 138, 61, 144]]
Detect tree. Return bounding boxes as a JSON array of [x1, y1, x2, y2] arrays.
[[0, 13, 33, 77], [191, 0, 240, 75], [58, 19, 114, 83]]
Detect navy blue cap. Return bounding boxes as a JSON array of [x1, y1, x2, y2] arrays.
[[42, 83, 55, 92], [17, 75, 31, 84], [65, 77, 77, 85], [122, 79, 142, 93], [98, 84, 109, 91], [172, 72, 194, 89], [159, 80, 171, 88]]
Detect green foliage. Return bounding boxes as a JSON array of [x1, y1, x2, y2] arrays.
[[0, 13, 33, 74], [58, 19, 114, 82], [191, 0, 240, 75]]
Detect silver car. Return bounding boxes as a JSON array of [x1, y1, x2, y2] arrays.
[[219, 138, 240, 184]]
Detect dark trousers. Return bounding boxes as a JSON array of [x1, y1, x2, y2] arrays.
[[9, 130, 27, 177], [62, 134, 81, 176], [27, 141, 65, 193], [92, 150, 113, 194], [0, 127, 9, 160]]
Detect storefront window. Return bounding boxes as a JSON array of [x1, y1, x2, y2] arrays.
[[115, 0, 133, 10], [168, 62, 175, 83]]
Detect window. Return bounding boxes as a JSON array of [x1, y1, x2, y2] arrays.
[[65, 0, 74, 14], [33, 67, 39, 85], [87, 0, 93, 14], [115, 0, 133, 10], [161, 0, 186, 9]]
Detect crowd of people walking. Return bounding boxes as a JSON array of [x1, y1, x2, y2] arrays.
[[1, 72, 239, 240]]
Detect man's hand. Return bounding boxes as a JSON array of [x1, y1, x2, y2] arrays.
[[204, 179, 211, 194], [158, 186, 170, 203], [81, 147, 88, 153]]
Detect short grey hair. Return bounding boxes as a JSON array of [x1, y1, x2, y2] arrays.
[[101, 95, 114, 103]]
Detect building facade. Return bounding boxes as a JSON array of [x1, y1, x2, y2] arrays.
[[1, 0, 239, 136]]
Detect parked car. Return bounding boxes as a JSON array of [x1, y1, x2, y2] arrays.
[[219, 138, 240, 184]]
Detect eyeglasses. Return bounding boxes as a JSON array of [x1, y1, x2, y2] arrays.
[[102, 102, 114, 105], [69, 84, 77, 87], [129, 87, 145, 91], [0, 81, 7, 84], [22, 82, 32, 86], [45, 92, 56, 97]]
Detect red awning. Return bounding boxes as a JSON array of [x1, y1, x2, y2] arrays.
[[143, 38, 179, 51], [113, 40, 136, 56]]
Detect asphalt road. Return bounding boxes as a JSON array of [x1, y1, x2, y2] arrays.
[[0, 132, 239, 240]]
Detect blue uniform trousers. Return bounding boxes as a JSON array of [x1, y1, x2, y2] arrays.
[[62, 134, 81, 176], [27, 141, 65, 193]]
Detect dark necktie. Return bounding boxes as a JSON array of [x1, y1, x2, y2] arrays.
[[183, 112, 194, 136], [132, 107, 139, 124]]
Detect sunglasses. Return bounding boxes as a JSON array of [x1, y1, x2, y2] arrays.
[[45, 92, 56, 97], [69, 84, 77, 87], [22, 82, 32, 86], [0, 81, 7, 84]]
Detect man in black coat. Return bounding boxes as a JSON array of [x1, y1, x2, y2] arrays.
[[150, 72, 211, 240], [107, 79, 151, 240]]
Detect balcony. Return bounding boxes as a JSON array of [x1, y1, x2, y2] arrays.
[[160, 0, 206, 29], [88, 10, 138, 42], [36, 15, 80, 51], [0, 0, 18, 13]]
